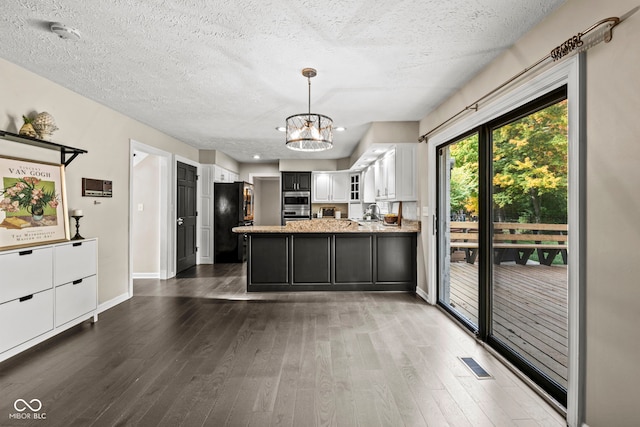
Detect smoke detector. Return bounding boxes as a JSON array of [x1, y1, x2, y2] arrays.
[[50, 22, 81, 40]]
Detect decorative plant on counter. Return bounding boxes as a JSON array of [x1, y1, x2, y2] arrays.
[[1, 176, 60, 222]]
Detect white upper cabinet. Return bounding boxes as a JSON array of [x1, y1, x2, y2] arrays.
[[349, 173, 361, 202], [374, 144, 416, 202], [374, 156, 386, 200], [362, 166, 376, 203], [395, 144, 417, 201], [213, 165, 238, 182], [313, 173, 331, 202], [332, 172, 349, 202], [312, 171, 349, 203]]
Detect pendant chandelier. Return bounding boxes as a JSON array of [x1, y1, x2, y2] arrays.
[[285, 68, 333, 152]]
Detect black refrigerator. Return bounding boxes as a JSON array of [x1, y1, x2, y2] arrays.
[[214, 182, 254, 263]]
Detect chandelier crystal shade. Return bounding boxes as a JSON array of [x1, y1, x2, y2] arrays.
[[285, 68, 333, 152]]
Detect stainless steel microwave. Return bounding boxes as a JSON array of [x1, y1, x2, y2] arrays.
[[283, 191, 310, 206]]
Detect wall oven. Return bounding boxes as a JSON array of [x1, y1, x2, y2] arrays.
[[282, 191, 311, 223]]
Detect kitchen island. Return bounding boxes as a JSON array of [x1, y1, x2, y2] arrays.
[[233, 219, 419, 292]]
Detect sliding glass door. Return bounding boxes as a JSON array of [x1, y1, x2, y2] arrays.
[[437, 132, 479, 331], [489, 95, 569, 397], [437, 87, 569, 405]]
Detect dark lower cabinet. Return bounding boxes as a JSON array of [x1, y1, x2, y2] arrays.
[[335, 235, 373, 283], [292, 235, 331, 284], [246, 232, 416, 292], [376, 235, 415, 283], [248, 235, 288, 284]]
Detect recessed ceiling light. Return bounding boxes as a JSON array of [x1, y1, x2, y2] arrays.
[[253, 154, 261, 159], [50, 22, 81, 40], [275, 126, 286, 132], [334, 126, 347, 132]]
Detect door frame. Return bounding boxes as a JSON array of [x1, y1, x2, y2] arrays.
[[425, 56, 584, 424], [129, 140, 172, 295]]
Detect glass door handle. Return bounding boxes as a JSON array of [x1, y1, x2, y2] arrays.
[[177, 217, 184, 226]]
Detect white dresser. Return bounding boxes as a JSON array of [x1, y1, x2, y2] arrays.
[[0, 239, 98, 363]]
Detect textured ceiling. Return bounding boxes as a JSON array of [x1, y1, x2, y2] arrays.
[[0, 0, 564, 163]]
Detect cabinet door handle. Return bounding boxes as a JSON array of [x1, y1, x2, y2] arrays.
[[19, 294, 34, 302], [19, 250, 33, 256], [73, 279, 83, 285], [72, 242, 83, 247]]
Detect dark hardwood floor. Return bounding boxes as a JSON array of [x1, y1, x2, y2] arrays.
[[0, 263, 564, 426]]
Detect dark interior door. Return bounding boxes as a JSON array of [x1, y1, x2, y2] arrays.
[[177, 161, 197, 273]]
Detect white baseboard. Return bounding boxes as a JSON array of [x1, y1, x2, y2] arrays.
[[132, 272, 160, 279], [416, 286, 430, 304], [98, 292, 131, 314]]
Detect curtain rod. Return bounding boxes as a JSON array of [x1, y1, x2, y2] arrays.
[[418, 16, 621, 143]]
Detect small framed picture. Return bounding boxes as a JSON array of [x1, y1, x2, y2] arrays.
[[0, 155, 69, 251]]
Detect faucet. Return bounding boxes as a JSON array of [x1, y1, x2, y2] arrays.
[[367, 203, 381, 221]]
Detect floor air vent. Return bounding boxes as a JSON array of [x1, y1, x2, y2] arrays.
[[459, 357, 493, 379]]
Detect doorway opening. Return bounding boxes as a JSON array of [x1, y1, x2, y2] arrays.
[[252, 176, 281, 226], [129, 140, 172, 296]]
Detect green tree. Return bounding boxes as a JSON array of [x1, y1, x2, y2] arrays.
[[492, 100, 567, 223], [449, 134, 479, 217], [447, 100, 568, 224]]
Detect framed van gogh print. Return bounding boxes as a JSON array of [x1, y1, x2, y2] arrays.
[[0, 156, 69, 250]]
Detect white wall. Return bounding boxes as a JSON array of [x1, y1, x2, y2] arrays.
[[238, 162, 279, 183], [418, 1, 640, 424], [0, 57, 199, 305], [132, 154, 161, 276], [279, 159, 339, 171]]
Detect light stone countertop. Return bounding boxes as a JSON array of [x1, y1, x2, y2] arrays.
[[233, 219, 420, 234]]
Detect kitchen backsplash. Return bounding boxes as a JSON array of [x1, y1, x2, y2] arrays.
[[311, 203, 349, 218]]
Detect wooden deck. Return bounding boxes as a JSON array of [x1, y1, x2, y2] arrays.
[[448, 261, 568, 387]]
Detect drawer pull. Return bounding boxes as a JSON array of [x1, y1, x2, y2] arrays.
[[72, 242, 83, 247], [19, 250, 33, 256], [73, 279, 83, 285], [19, 294, 34, 302]]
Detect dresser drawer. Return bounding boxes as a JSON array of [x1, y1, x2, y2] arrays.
[[55, 240, 97, 286], [0, 289, 54, 354], [55, 275, 97, 327], [0, 247, 53, 304]]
